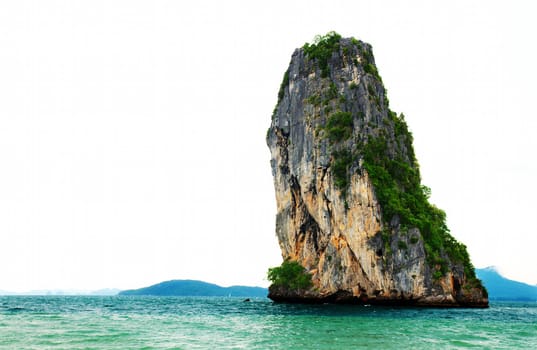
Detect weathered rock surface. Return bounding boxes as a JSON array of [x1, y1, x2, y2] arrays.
[[266, 33, 488, 307]]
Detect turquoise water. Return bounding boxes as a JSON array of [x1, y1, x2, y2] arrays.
[[1, 296, 536, 349]]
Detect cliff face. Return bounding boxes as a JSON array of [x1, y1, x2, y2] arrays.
[[266, 33, 488, 307]]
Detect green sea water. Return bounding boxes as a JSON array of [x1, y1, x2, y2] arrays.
[[0, 296, 535, 349]]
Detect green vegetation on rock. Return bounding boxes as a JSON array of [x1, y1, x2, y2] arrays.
[[277, 69, 290, 103], [321, 110, 354, 196], [332, 149, 352, 190], [267, 260, 313, 290], [358, 44, 382, 81], [360, 112, 479, 282], [303, 31, 342, 78], [324, 111, 353, 142]]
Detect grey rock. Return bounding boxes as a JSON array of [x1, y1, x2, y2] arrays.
[[266, 34, 488, 307]]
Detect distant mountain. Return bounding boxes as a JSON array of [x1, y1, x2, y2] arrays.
[[119, 280, 268, 298], [476, 267, 537, 301]]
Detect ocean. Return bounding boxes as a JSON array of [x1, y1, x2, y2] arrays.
[[0, 296, 535, 349]]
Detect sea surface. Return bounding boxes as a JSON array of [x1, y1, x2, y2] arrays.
[[0, 296, 535, 349]]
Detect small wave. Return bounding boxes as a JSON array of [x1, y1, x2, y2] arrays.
[[7, 307, 25, 312]]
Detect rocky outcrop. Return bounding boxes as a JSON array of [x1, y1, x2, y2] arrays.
[[266, 33, 488, 307]]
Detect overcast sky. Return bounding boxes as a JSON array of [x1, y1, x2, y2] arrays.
[[1, 0, 536, 292]]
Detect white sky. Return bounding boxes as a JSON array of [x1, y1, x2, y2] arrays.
[[1, 0, 536, 292]]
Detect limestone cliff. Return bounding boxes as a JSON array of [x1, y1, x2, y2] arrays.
[[266, 32, 488, 307]]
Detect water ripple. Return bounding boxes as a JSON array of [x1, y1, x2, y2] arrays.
[[0, 297, 536, 349]]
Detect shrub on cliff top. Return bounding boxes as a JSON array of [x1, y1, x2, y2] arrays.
[[267, 260, 312, 290], [303, 31, 342, 78]]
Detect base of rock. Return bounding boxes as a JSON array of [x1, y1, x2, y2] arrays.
[[268, 288, 489, 308]]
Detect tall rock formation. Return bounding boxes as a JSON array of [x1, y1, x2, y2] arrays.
[[266, 32, 488, 307]]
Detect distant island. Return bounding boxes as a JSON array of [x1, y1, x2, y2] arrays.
[[476, 267, 537, 301], [119, 280, 268, 298]]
